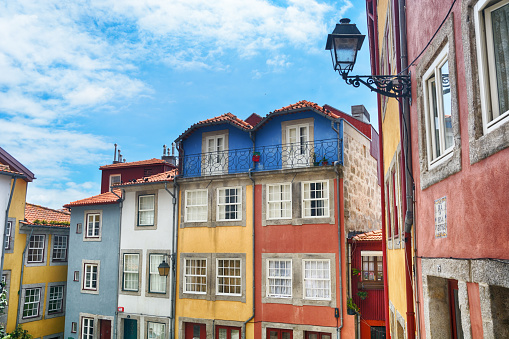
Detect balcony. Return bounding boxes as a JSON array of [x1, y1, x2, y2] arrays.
[[181, 138, 343, 178]]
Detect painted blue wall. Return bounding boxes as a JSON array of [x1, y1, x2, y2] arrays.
[[64, 203, 120, 338]]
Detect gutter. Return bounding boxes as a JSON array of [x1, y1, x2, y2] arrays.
[[16, 228, 33, 327], [332, 120, 343, 339], [1, 176, 17, 274], [112, 188, 125, 339]]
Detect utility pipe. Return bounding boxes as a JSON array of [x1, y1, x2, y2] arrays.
[[165, 178, 179, 339], [16, 227, 34, 327], [171, 143, 182, 339], [1, 175, 18, 274], [111, 188, 125, 339]]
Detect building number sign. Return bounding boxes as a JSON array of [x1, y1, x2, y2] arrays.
[[434, 196, 447, 238]]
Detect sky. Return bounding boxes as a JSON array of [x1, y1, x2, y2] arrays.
[[0, 0, 377, 209]]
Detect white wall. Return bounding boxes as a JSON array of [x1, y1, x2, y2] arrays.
[[0, 175, 13, 262]]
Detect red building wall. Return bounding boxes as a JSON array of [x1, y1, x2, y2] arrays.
[[100, 164, 171, 193]]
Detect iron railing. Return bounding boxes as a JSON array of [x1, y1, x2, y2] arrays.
[[181, 138, 342, 177]]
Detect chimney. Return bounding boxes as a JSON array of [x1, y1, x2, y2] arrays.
[[161, 143, 177, 167], [113, 144, 119, 164], [351, 105, 370, 123]]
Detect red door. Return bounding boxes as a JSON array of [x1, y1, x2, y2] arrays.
[[185, 323, 206, 339], [267, 328, 293, 339], [100, 319, 111, 339]]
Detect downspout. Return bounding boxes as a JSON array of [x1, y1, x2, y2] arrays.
[[1, 176, 17, 274], [398, 0, 416, 338], [172, 141, 183, 339], [243, 131, 255, 339], [16, 227, 33, 327], [332, 120, 343, 339], [111, 188, 125, 339]]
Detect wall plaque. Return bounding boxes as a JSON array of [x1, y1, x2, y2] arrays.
[[434, 196, 447, 238]]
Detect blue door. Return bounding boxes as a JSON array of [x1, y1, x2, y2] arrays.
[[124, 319, 137, 339]]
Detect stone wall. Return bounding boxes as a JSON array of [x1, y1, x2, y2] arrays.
[[342, 123, 381, 233]]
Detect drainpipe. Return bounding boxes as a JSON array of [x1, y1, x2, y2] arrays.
[[1, 175, 18, 274], [165, 178, 179, 339], [332, 120, 343, 339], [397, 0, 416, 338], [16, 227, 33, 327], [111, 188, 125, 339]]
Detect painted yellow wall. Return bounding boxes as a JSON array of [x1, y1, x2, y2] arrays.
[[175, 185, 254, 339], [3, 179, 67, 337]]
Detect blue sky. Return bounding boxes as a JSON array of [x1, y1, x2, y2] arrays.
[[0, 0, 377, 209]]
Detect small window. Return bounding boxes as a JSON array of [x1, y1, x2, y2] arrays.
[[52, 235, 68, 262], [109, 174, 121, 189], [82, 317, 94, 339], [149, 254, 166, 294], [48, 285, 64, 314], [22, 288, 41, 318], [83, 264, 98, 290], [267, 184, 292, 220], [71, 322, 77, 333], [138, 194, 155, 226], [216, 326, 241, 339], [361, 254, 383, 282], [217, 187, 241, 221], [302, 181, 329, 218], [305, 332, 332, 339], [267, 328, 293, 339], [216, 259, 241, 296], [27, 235, 45, 263], [423, 46, 454, 165], [86, 213, 100, 238], [184, 259, 207, 294], [185, 190, 208, 222], [267, 259, 292, 298], [303, 260, 330, 300], [123, 254, 139, 291], [4, 221, 12, 250], [73, 271, 79, 282], [147, 322, 166, 339], [76, 223, 82, 234]]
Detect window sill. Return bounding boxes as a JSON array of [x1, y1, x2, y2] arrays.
[[357, 281, 384, 290]]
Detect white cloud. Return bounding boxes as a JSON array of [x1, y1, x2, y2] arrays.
[[27, 181, 99, 210]]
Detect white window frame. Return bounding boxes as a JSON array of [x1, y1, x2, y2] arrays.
[[266, 183, 292, 220], [4, 220, 12, 250], [266, 259, 292, 298], [27, 234, 45, 263], [85, 213, 101, 239], [48, 285, 64, 314], [284, 123, 310, 168], [109, 174, 121, 189], [422, 45, 454, 167], [216, 258, 242, 296], [52, 235, 68, 262], [123, 253, 140, 292], [138, 194, 155, 226], [183, 258, 207, 294], [147, 321, 166, 339], [83, 263, 98, 291], [22, 287, 41, 318], [149, 254, 166, 294], [302, 181, 330, 218], [204, 134, 227, 175], [302, 259, 331, 301], [185, 189, 208, 222], [82, 317, 94, 339], [475, 0, 509, 134], [217, 187, 242, 221]]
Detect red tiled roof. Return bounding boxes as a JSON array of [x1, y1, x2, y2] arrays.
[[118, 169, 177, 186], [352, 229, 382, 242], [24, 203, 70, 227], [64, 189, 122, 208], [0, 167, 25, 177], [273, 100, 340, 119], [99, 158, 170, 170], [176, 113, 253, 142]]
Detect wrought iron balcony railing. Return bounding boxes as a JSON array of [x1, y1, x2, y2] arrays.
[[181, 138, 342, 178]]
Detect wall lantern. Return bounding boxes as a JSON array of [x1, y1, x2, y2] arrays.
[[158, 257, 171, 277], [326, 18, 411, 98]]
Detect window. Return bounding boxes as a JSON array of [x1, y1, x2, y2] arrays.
[[267, 260, 292, 298], [148, 322, 166, 339], [73, 271, 79, 281], [4, 221, 12, 250], [305, 332, 331, 339], [109, 174, 121, 189], [86, 213, 100, 239], [76, 223, 82, 234], [423, 46, 454, 165], [184, 259, 207, 294], [386, 181, 392, 239], [217, 187, 241, 221], [27, 235, 45, 263], [149, 254, 166, 294], [185, 190, 208, 222], [216, 259, 241, 295], [475, 0, 509, 133], [267, 329, 293, 339], [48, 285, 64, 313], [83, 264, 98, 291], [216, 326, 241, 339], [361, 252, 383, 282], [267, 184, 291, 219], [52, 235, 68, 262], [303, 260, 331, 300], [71, 322, 77, 333], [123, 254, 139, 291], [22, 288, 41, 318], [138, 194, 155, 226], [204, 134, 227, 175], [82, 317, 94, 339], [392, 169, 399, 238], [302, 181, 329, 218], [285, 123, 310, 168]]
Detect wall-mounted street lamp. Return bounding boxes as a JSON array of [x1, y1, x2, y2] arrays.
[[326, 18, 411, 98], [158, 256, 171, 277]]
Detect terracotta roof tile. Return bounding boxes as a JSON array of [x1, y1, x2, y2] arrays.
[[273, 100, 340, 119], [118, 169, 177, 186], [176, 113, 253, 142], [99, 158, 170, 170], [352, 229, 382, 242], [64, 189, 122, 208], [24, 203, 71, 227], [0, 167, 25, 177]]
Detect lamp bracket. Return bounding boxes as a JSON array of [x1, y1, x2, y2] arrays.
[[341, 73, 411, 98]]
